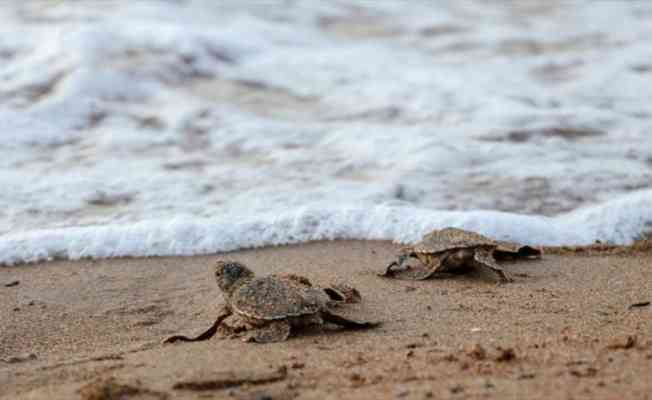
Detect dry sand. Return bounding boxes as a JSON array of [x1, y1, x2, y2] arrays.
[[1, 240, 651, 399]]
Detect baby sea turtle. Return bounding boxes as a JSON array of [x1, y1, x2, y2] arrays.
[[380, 227, 541, 283], [165, 261, 378, 344]]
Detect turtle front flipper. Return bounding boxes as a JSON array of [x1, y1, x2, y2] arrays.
[[244, 320, 291, 343], [163, 306, 231, 344], [381, 253, 443, 280], [473, 248, 513, 283], [379, 252, 430, 279], [321, 311, 380, 329], [379, 253, 407, 277]]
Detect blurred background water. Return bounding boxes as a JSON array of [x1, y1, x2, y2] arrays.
[[1, 1, 651, 264]]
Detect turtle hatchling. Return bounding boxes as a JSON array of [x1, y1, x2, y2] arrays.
[[165, 261, 378, 344], [380, 227, 541, 283]]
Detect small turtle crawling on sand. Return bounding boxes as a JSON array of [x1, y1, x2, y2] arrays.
[[380, 227, 541, 283], [165, 261, 378, 344]]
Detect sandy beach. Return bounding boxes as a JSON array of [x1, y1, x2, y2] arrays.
[[2, 240, 651, 399], [3, 2, 652, 399]]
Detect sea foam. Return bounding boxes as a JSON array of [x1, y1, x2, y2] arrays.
[[1, 1, 651, 265], [1, 190, 650, 266]]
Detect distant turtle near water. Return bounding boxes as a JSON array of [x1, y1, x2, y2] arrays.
[[380, 227, 542, 283], [164, 261, 378, 344]]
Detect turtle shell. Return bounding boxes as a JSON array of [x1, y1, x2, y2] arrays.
[[413, 227, 498, 254], [230, 276, 329, 321]]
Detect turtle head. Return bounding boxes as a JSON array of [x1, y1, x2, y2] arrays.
[[214, 260, 254, 294]]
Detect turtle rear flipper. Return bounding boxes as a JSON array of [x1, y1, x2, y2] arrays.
[[473, 248, 513, 283], [321, 311, 380, 329], [323, 283, 362, 304], [494, 243, 542, 260], [163, 307, 231, 344], [244, 320, 291, 344]]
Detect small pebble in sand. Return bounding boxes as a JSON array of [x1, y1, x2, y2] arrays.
[[290, 362, 305, 369], [606, 335, 637, 350], [406, 343, 423, 349], [495, 347, 516, 362], [569, 367, 598, 378], [450, 385, 464, 394], [466, 343, 487, 360], [349, 373, 366, 387]]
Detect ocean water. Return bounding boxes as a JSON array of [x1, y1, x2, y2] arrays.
[[1, 1, 652, 265]]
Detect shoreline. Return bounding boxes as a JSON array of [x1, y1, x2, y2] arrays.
[[2, 239, 651, 399], [2, 191, 652, 267]]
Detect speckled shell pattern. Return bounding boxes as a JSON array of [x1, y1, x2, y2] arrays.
[[230, 276, 331, 321], [411, 227, 498, 254]]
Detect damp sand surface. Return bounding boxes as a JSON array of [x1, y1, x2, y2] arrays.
[[1, 240, 652, 399]]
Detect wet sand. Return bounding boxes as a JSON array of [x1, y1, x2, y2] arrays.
[[1, 240, 651, 399]]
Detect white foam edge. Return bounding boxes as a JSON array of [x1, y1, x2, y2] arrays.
[[1, 190, 650, 266]]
